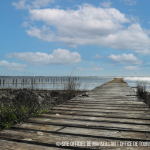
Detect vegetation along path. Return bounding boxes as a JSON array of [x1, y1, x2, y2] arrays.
[[1, 78, 150, 149]]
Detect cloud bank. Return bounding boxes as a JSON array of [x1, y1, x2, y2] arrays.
[[120, 0, 137, 6], [12, 0, 55, 9], [100, 0, 112, 8], [12, 1, 150, 54], [0, 61, 27, 71], [95, 54, 103, 59], [124, 66, 142, 70], [107, 54, 142, 65], [22, 4, 150, 54], [6, 49, 81, 66]]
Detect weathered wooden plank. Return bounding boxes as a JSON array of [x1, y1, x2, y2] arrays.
[[57, 105, 149, 110], [0, 129, 118, 149], [45, 109, 150, 120], [10, 122, 150, 140], [0, 140, 69, 150], [51, 107, 149, 114], [38, 113, 150, 124], [27, 117, 150, 132], [1, 78, 150, 149]]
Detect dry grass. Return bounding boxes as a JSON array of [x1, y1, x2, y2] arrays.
[[136, 82, 150, 107], [0, 76, 85, 131], [137, 83, 147, 100], [63, 76, 81, 100]]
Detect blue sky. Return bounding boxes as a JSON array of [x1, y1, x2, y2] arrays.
[[0, 0, 150, 76]]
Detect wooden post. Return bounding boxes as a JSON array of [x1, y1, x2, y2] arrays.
[[2, 79, 4, 87]]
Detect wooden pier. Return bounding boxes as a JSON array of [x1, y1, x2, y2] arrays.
[[0, 78, 150, 149]]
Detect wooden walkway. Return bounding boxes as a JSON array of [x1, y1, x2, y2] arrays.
[[1, 78, 150, 149]]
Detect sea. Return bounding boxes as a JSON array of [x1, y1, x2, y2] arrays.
[[0, 76, 150, 91]]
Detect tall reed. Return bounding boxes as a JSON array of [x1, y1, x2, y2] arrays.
[[136, 82, 150, 107]]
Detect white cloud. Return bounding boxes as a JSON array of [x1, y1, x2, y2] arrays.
[[12, 0, 55, 9], [6, 49, 81, 66], [124, 66, 142, 70], [108, 24, 150, 54], [55, 5, 61, 9], [120, 0, 137, 6], [135, 49, 150, 55], [26, 25, 56, 44], [100, 0, 112, 8], [22, 21, 30, 27], [92, 67, 103, 71], [26, 5, 130, 45], [0, 61, 27, 71], [12, 0, 27, 9], [95, 54, 103, 59], [130, 15, 139, 22], [78, 66, 103, 71], [24, 5, 150, 54], [107, 54, 142, 65], [31, 0, 55, 9]]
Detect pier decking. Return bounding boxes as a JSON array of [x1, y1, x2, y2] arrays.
[[0, 78, 150, 149]]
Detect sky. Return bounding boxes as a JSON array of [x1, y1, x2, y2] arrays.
[[0, 0, 150, 76]]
